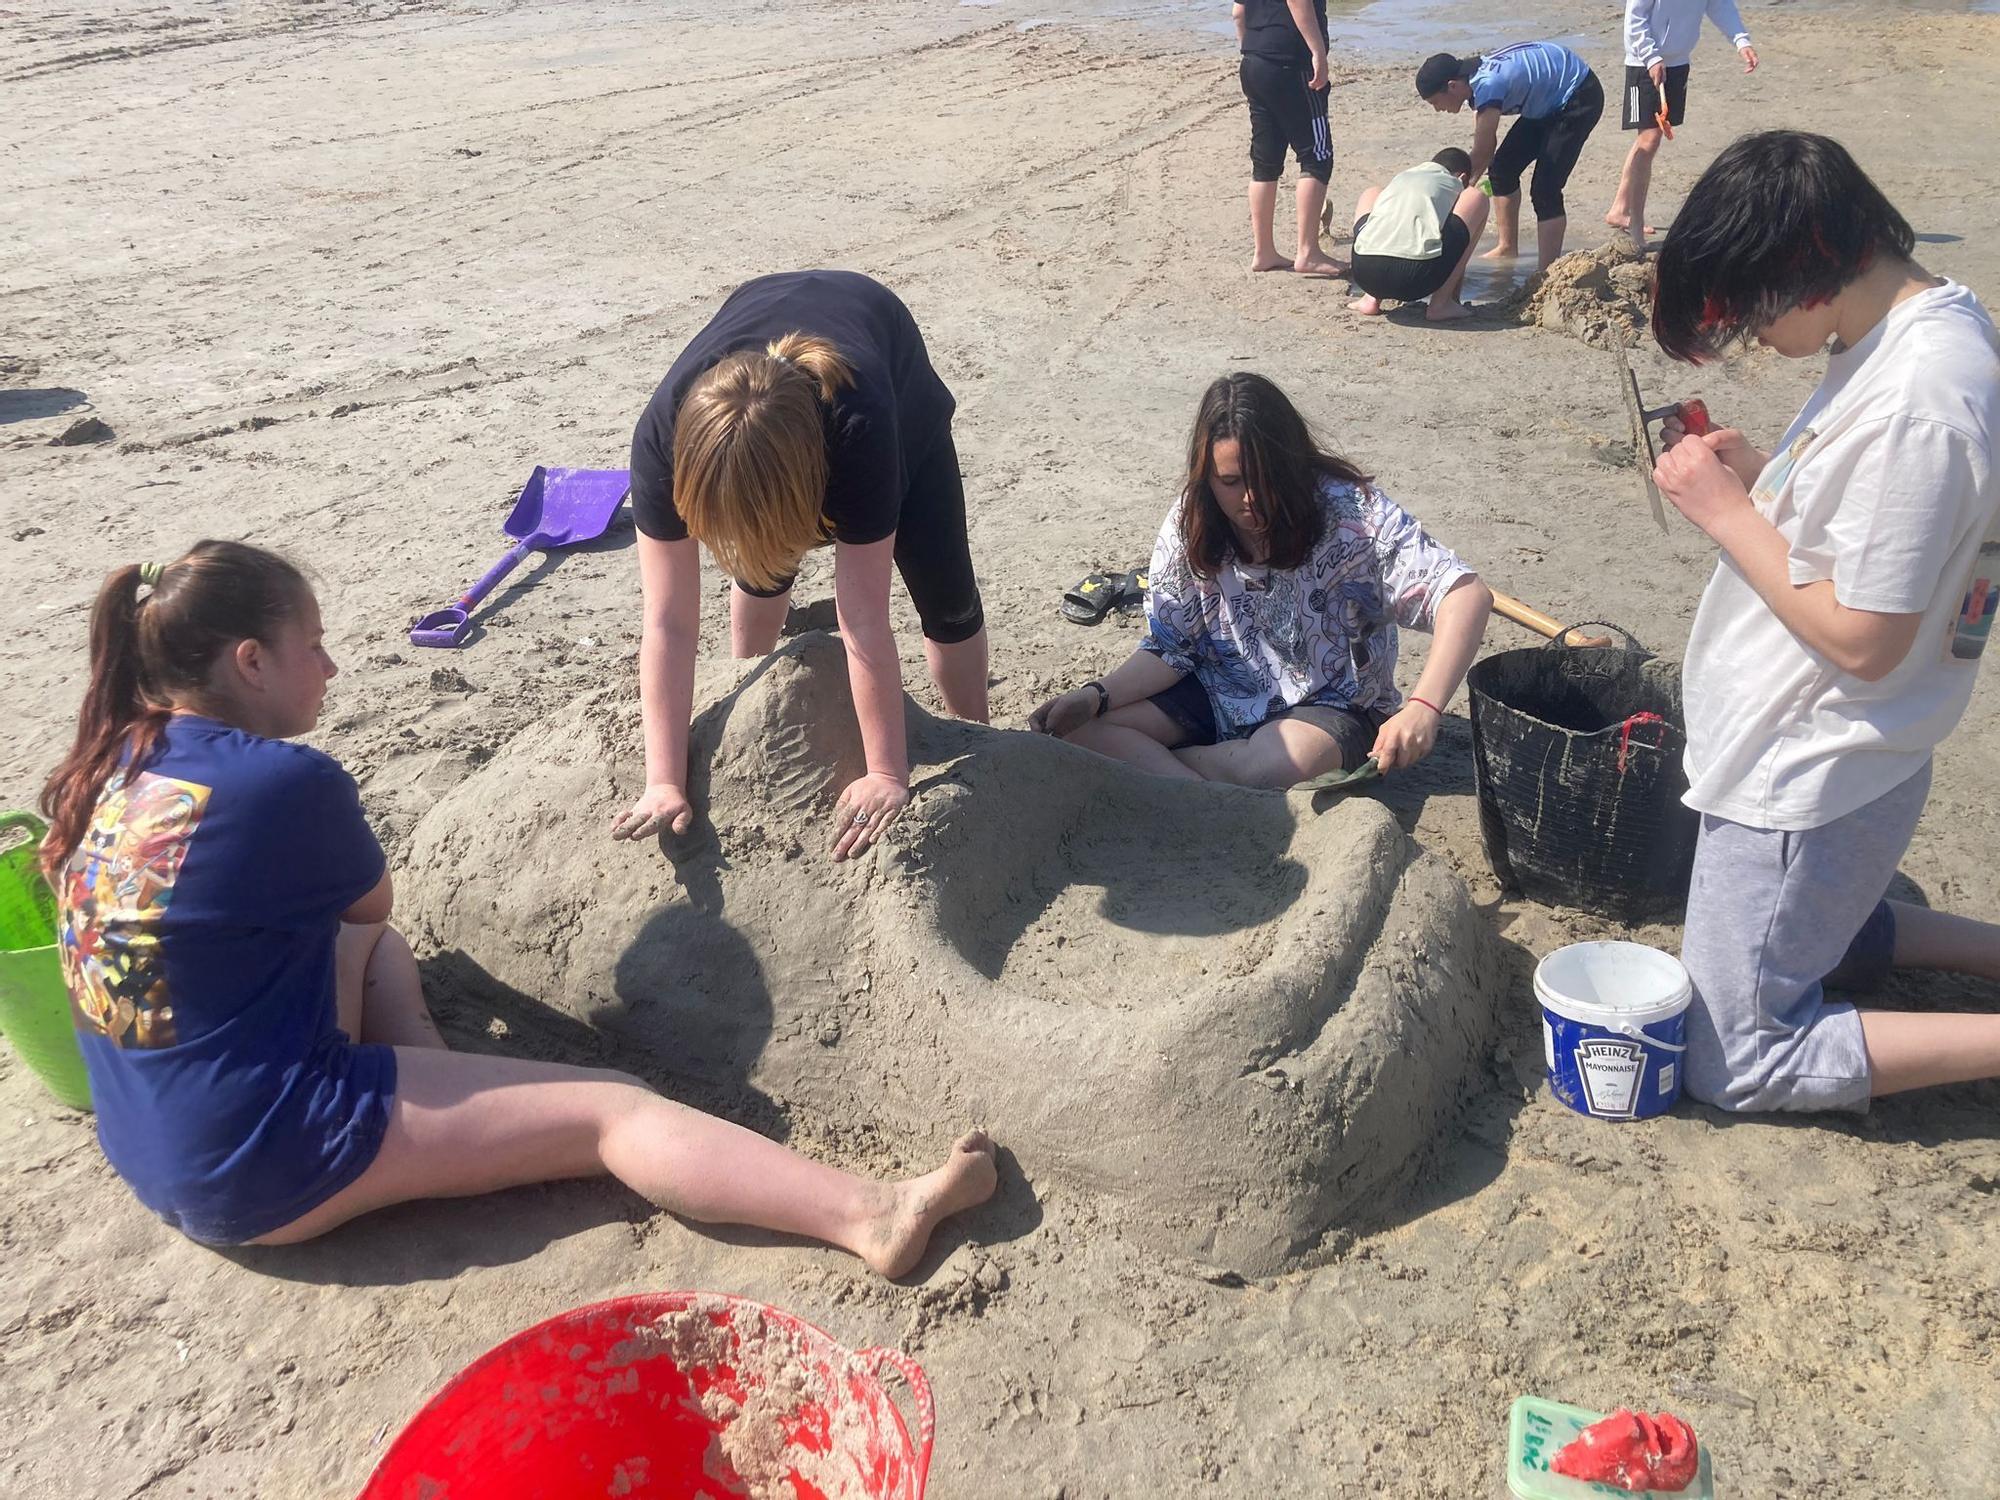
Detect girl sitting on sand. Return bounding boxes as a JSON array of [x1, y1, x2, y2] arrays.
[[41, 541, 996, 1264], [1029, 373, 1492, 787]]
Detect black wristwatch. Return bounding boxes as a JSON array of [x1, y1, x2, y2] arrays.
[[1084, 680, 1110, 717]]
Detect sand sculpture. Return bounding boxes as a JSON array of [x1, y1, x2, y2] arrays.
[[400, 633, 1501, 1274], [1501, 239, 1655, 350]]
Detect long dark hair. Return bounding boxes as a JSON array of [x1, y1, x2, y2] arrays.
[[1653, 131, 1915, 362], [1178, 373, 1372, 579], [40, 541, 310, 876]]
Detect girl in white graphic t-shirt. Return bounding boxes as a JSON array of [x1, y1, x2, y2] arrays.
[[1648, 130, 2000, 1113]]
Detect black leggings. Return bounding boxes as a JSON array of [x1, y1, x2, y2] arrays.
[[736, 426, 985, 645], [1487, 71, 1604, 220], [1239, 54, 1332, 183]]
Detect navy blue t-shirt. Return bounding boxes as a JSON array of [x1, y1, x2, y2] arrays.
[[56, 715, 392, 1243], [628, 270, 956, 549]]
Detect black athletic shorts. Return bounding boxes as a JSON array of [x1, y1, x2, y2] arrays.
[[1622, 63, 1689, 131], [1487, 71, 1604, 221], [1147, 674, 1384, 767], [735, 424, 985, 644], [1348, 211, 1474, 303], [1239, 54, 1332, 183]]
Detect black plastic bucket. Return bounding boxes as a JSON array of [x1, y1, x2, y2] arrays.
[[1466, 625, 1698, 921]]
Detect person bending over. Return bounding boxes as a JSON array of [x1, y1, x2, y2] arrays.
[[1347, 147, 1491, 322], [43, 542, 996, 1263], [611, 270, 988, 862], [1233, 0, 1346, 276], [1650, 131, 2000, 1112], [1605, 0, 1759, 251], [1417, 43, 1604, 270], [1030, 373, 1492, 787]]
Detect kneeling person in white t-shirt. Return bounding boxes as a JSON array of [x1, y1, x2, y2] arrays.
[[1650, 130, 2000, 1113], [1347, 149, 1491, 322]]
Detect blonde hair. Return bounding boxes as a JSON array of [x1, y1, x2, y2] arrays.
[[672, 332, 855, 591]]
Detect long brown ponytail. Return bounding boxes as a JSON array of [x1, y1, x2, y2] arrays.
[[39, 541, 310, 876], [672, 332, 855, 591]]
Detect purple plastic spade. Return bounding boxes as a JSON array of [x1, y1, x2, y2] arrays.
[[411, 466, 630, 648]]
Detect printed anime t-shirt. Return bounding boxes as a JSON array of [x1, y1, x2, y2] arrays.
[[57, 715, 389, 1241], [1140, 478, 1472, 737]]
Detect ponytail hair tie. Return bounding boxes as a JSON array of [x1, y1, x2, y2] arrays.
[[137, 561, 165, 588]]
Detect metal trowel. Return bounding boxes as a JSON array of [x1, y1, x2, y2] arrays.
[[1612, 342, 1709, 534]]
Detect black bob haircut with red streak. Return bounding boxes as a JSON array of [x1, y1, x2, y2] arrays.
[[1652, 130, 1914, 363]]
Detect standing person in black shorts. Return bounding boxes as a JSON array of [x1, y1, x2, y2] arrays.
[[1417, 43, 1605, 271], [1604, 0, 1760, 250], [1234, 0, 1346, 277], [609, 270, 987, 863], [1347, 147, 1491, 322]]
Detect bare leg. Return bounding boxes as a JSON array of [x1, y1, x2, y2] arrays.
[[1886, 900, 2000, 981], [1482, 192, 1521, 258], [1061, 700, 1199, 780], [924, 626, 990, 723], [340, 922, 446, 1050], [1426, 187, 1490, 322], [1248, 180, 1288, 271], [1861, 1013, 2000, 1097], [1294, 175, 1346, 276], [730, 582, 792, 658], [1173, 714, 1343, 788], [1346, 186, 1384, 313], [1606, 128, 1661, 250], [250, 1048, 999, 1276], [1534, 213, 1568, 273]]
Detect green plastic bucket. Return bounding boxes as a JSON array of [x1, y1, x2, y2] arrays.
[[0, 813, 92, 1111]]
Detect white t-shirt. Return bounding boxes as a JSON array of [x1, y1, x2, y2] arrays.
[[1682, 280, 2000, 831], [1354, 163, 1461, 262]]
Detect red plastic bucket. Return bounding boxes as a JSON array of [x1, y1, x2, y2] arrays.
[[359, 1292, 935, 1500]]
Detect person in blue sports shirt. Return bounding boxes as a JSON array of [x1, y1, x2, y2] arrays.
[[1417, 43, 1605, 271]]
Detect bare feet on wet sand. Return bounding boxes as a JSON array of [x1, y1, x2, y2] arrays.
[[1426, 300, 1476, 322], [1294, 251, 1348, 278], [1348, 293, 1383, 315], [1480, 242, 1519, 260], [1250, 253, 1292, 272], [857, 1130, 999, 1278]]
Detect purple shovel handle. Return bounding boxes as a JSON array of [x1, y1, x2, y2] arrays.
[[409, 538, 536, 648], [459, 536, 537, 611]]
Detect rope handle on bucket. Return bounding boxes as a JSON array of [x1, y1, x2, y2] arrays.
[[1616, 711, 1670, 775], [858, 1346, 936, 1497]]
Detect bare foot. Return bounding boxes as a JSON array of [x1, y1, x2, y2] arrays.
[[1604, 209, 1630, 228], [859, 1130, 999, 1278], [1250, 254, 1292, 272], [1426, 300, 1476, 322], [1295, 251, 1349, 278], [1480, 243, 1519, 260], [1348, 294, 1383, 315]]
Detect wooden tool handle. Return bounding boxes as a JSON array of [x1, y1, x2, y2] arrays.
[[1491, 591, 1613, 648]]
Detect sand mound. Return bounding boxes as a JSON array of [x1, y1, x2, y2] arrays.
[[1499, 239, 1653, 349], [400, 633, 1501, 1273]]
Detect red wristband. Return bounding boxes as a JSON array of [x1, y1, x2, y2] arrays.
[[1407, 694, 1444, 718]]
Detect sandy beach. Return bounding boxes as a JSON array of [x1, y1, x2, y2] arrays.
[[3, 1, 1998, 1495]]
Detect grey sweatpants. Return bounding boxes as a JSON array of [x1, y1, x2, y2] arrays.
[[1680, 761, 1931, 1114]]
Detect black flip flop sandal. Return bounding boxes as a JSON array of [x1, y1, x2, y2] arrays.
[[1061, 571, 1134, 625]]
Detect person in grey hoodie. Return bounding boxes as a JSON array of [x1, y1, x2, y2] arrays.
[[1604, 0, 1760, 250]]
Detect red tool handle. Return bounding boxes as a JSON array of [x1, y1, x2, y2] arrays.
[[1678, 399, 1712, 436]]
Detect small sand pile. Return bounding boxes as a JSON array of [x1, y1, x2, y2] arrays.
[[1499, 239, 1653, 349]]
